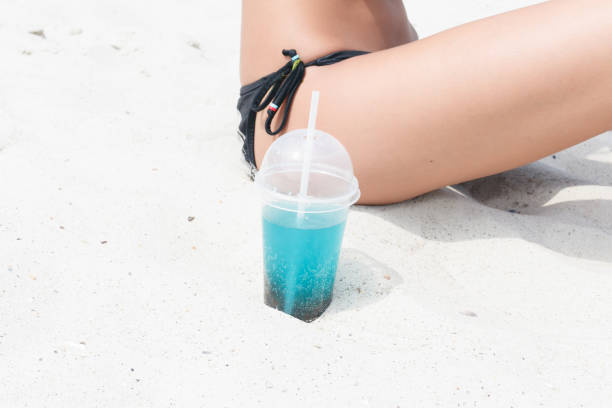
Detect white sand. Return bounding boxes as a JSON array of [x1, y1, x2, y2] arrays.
[[1, 0, 611, 406]]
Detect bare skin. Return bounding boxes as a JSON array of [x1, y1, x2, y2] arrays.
[[241, 0, 612, 204]]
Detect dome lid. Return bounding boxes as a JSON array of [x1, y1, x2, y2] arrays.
[[255, 129, 360, 213]]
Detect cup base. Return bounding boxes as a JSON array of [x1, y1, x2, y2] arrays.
[[264, 291, 332, 323]]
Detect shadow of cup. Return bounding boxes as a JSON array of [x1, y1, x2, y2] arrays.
[[326, 248, 403, 315]]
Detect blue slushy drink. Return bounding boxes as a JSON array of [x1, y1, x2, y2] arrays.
[[255, 128, 360, 322], [263, 205, 348, 321]]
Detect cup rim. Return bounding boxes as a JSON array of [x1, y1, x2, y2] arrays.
[[255, 169, 361, 214]]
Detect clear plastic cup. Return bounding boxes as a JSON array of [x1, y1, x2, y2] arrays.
[[255, 129, 360, 322]]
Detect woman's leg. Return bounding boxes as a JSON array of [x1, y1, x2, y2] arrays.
[[254, 0, 612, 204]]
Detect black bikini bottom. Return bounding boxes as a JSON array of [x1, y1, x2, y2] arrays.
[[236, 49, 368, 176]]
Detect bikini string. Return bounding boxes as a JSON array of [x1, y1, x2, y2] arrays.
[[250, 49, 306, 136]]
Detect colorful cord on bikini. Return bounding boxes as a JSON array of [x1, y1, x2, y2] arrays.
[[250, 49, 306, 135]]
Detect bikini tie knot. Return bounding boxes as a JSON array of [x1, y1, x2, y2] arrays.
[[250, 49, 306, 136]]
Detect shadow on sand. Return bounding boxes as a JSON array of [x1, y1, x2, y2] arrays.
[[355, 155, 612, 263], [326, 249, 403, 315]]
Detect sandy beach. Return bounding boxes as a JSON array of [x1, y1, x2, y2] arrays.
[[1, 0, 611, 406]]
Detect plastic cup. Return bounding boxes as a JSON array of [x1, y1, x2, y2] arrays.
[[255, 129, 360, 322]]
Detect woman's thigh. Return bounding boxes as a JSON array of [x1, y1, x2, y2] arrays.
[[255, 0, 612, 204]]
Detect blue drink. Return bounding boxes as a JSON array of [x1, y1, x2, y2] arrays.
[[262, 205, 347, 322], [255, 129, 360, 321]]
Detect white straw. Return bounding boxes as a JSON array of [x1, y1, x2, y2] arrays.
[[284, 91, 320, 314], [297, 91, 320, 220]]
